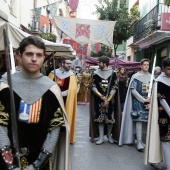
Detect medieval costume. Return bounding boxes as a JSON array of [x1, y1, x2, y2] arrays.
[[89, 68, 121, 144], [145, 72, 170, 168], [117, 70, 128, 112], [77, 71, 92, 104], [0, 72, 71, 170], [119, 72, 151, 151], [76, 71, 83, 95], [49, 68, 77, 143]]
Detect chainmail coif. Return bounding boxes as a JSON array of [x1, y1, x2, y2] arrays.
[[5, 72, 56, 105]]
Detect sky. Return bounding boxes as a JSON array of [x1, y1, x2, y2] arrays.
[[77, 0, 100, 20]]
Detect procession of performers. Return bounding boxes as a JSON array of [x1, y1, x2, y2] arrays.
[[1, 37, 170, 170]]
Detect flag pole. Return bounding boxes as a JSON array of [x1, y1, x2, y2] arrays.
[[148, 54, 157, 98]]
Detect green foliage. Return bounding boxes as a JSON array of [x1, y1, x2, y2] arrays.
[[40, 32, 57, 42], [94, 0, 136, 55], [130, 5, 139, 18], [164, 0, 170, 6], [90, 44, 112, 58]]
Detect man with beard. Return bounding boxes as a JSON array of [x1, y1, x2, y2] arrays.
[[89, 56, 121, 145], [49, 57, 77, 144]]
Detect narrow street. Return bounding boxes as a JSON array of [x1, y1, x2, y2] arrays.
[[70, 105, 165, 170]]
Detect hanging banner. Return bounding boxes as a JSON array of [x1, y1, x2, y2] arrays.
[[91, 43, 101, 53], [34, 7, 42, 22], [69, 0, 79, 12], [54, 16, 116, 47], [63, 39, 88, 55], [49, 2, 57, 19]]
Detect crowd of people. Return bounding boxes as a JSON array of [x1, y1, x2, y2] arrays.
[[0, 35, 170, 170]]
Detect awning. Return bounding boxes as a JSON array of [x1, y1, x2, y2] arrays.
[[54, 16, 116, 46], [85, 57, 141, 70]]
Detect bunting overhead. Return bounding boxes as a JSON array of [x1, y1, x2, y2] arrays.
[[49, 3, 57, 18], [63, 39, 88, 55], [69, 0, 79, 12], [54, 16, 116, 47], [34, 7, 42, 22]]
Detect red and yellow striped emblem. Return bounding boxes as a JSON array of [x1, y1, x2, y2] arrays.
[[29, 98, 42, 123]]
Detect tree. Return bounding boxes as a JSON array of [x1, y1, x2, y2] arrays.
[[164, 0, 170, 11], [90, 44, 112, 57], [94, 0, 135, 57]]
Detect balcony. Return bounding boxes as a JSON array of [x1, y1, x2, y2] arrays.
[[131, 3, 170, 48]]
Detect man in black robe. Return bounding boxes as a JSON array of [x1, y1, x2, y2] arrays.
[[0, 36, 70, 170], [89, 56, 121, 145]]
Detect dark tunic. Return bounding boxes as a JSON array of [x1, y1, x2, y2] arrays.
[[118, 77, 127, 103], [89, 70, 121, 142], [157, 82, 170, 141], [0, 87, 64, 170], [92, 72, 118, 124]]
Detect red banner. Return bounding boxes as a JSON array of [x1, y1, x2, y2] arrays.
[[91, 43, 101, 53], [161, 13, 170, 31], [63, 39, 88, 55], [69, 0, 79, 12]]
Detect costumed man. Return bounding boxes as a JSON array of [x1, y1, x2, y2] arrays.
[[154, 66, 161, 78], [77, 67, 92, 104], [145, 57, 170, 170], [119, 58, 151, 151], [1, 47, 22, 78], [75, 67, 83, 96], [0, 36, 71, 170], [89, 56, 121, 145], [48, 57, 77, 144]]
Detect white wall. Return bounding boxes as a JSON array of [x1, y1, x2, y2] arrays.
[[20, 0, 34, 29], [139, 0, 157, 18], [0, 0, 34, 29]]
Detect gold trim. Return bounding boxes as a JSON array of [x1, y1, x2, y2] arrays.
[[94, 91, 103, 97], [0, 112, 9, 125], [107, 94, 114, 102]]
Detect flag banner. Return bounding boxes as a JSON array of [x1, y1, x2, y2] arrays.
[[34, 7, 42, 22], [69, 0, 79, 12], [54, 16, 116, 46], [49, 2, 57, 19], [91, 43, 101, 53], [63, 39, 88, 55]]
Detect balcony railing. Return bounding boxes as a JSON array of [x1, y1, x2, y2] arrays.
[[131, 3, 169, 43]]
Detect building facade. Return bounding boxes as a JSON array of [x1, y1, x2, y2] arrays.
[[126, 0, 170, 67]]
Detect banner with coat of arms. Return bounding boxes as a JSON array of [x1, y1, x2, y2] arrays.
[[54, 16, 116, 47], [63, 39, 88, 55]]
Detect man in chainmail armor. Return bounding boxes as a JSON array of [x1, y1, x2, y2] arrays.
[[0, 36, 70, 170]]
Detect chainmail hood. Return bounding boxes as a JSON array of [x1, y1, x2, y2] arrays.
[[131, 71, 151, 83], [94, 68, 113, 79], [1, 72, 55, 104], [156, 72, 170, 87], [52, 68, 74, 79]]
